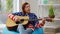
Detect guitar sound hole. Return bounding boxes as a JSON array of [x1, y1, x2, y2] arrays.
[[16, 19, 24, 24], [20, 19, 24, 23], [16, 21, 20, 24]]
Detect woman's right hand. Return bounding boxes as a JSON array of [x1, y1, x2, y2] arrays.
[[14, 16, 20, 22], [14, 16, 21, 24], [8, 13, 20, 22]]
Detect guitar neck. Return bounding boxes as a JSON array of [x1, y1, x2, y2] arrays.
[[24, 18, 52, 22]]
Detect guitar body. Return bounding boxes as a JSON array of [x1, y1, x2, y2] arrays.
[[6, 16, 29, 31]]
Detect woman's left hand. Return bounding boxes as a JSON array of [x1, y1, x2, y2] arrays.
[[41, 18, 46, 24]]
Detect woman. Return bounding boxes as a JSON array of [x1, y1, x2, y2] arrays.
[[8, 2, 46, 34]]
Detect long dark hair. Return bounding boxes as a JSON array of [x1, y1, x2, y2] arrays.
[[22, 2, 29, 13]]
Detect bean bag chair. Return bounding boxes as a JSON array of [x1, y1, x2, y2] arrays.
[[2, 27, 44, 34]]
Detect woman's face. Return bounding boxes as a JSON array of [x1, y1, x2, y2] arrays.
[[24, 4, 30, 13]]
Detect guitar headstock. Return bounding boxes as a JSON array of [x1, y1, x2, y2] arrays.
[[44, 17, 53, 22]]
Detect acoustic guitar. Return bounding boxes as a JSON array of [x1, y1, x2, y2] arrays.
[[6, 16, 30, 31], [6, 16, 52, 31]]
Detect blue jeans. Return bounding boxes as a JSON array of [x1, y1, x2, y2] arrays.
[[17, 24, 33, 34]]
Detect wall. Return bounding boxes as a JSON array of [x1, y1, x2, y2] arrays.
[[0, 0, 7, 24]]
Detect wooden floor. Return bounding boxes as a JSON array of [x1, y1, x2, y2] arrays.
[[45, 32, 60, 34]]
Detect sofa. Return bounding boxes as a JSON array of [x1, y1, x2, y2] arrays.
[[2, 27, 44, 34]]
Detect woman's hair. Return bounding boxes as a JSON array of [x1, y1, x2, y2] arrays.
[[22, 2, 29, 13]]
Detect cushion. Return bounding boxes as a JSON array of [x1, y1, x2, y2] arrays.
[[2, 27, 44, 34]]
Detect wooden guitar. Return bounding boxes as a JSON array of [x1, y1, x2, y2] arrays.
[[6, 16, 52, 31], [6, 16, 29, 31]]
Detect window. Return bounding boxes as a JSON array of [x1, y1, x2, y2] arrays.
[[0, 0, 1, 11], [6, 0, 13, 12]]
